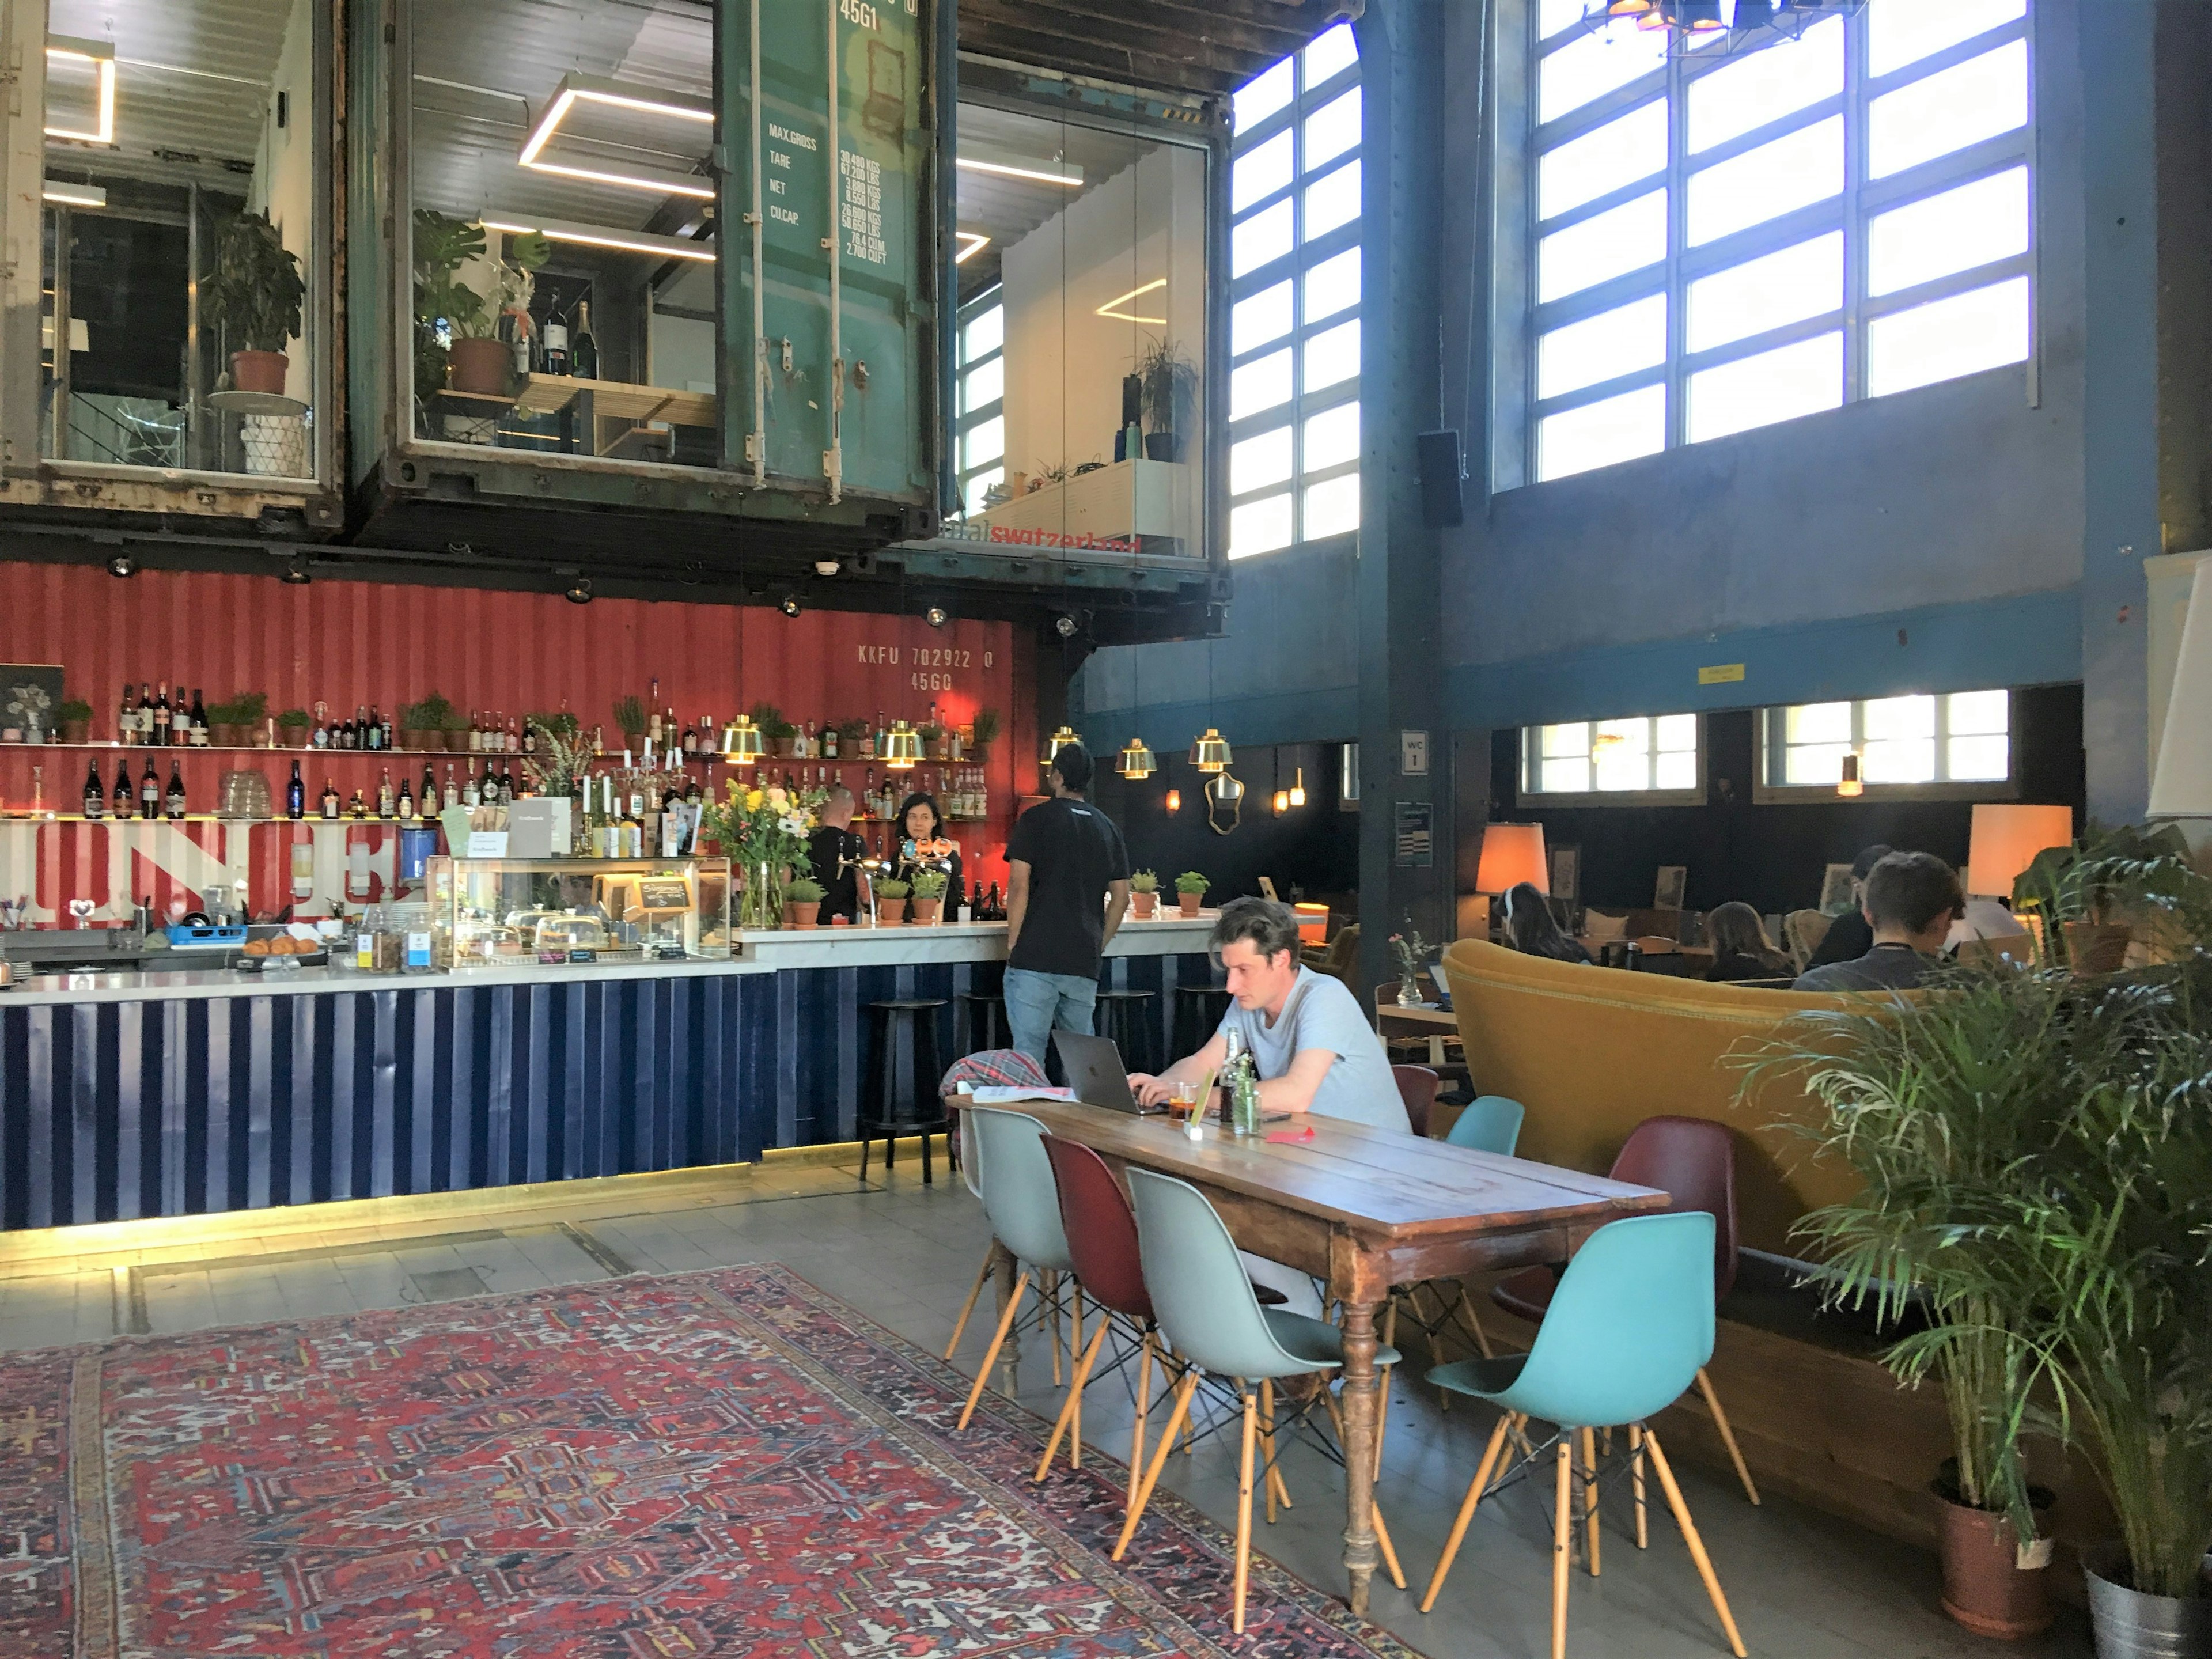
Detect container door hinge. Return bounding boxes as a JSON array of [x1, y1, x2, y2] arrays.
[[779, 337, 793, 373], [745, 431, 761, 463]]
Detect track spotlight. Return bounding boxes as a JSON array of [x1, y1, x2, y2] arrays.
[[107, 553, 135, 578], [565, 577, 593, 605], [779, 593, 803, 618], [924, 605, 950, 628], [281, 554, 312, 585], [1054, 613, 1078, 639]]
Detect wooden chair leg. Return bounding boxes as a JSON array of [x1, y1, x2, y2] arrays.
[[1372, 1494, 1407, 1589], [1070, 1286, 1085, 1467], [1259, 1379, 1283, 1522], [1696, 1367, 1761, 1506], [1113, 1369, 1200, 1561], [1581, 1426, 1601, 1577], [1451, 1287, 1496, 1361], [1629, 1423, 1649, 1549], [1420, 1411, 1513, 1612], [1552, 1435, 1573, 1659], [1128, 1330, 1156, 1513], [956, 1270, 1029, 1432], [1233, 1391, 1257, 1634], [944, 1247, 993, 1361], [1046, 1270, 1063, 1387], [1643, 1429, 1749, 1659], [1035, 1320, 1108, 1482]]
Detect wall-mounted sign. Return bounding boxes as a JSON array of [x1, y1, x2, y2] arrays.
[[1400, 729, 1429, 777], [1698, 663, 1746, 685], [1393, 800, 1433, 868]]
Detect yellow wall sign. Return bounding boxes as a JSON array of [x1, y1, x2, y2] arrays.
[[1698, 663, 1747, 685]]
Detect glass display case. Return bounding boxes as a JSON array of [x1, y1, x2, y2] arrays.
[[425, 855, 730, 967]]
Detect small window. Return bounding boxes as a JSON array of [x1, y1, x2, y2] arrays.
[[1519, 714, 1705, 805], [1759, 690, 2015, 800]]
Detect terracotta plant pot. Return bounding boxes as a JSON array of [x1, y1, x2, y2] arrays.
[[2063, 921, 2133, 974], [211, 723, 249, 747], [420, 729, 447, 752], [774, 737, 801, 759], [230, 349, 289, 395], [399, 729, 429, 752], [877, 899, 907, 923], [1936, 1487, 2053, 1640], [445, 337, 510, 396], [1132, 891, 1157, 918], [911, 898, 942, 925], [1177, 892, 1203, 916], [59, 719, 91, 744], [783, 902, 819, 929], [278, 725, 310, 749]]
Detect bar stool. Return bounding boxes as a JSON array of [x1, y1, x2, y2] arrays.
[[956, 990, 1009, 1055], [858, 998, 950, 1184], [1172, 982, 1233, 1058], [1093, 987, 1158, 1071]]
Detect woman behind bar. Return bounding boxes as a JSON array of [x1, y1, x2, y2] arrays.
[[891, 790, 964, 903], [1502, 881, 1591, 965]]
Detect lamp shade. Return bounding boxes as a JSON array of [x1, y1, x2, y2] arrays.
[[1189, 728, 1233, 773], [1116, 737, 1156, 779], [2151, 559, 2212, 816], [1041, 724, 1082, 769], [721, 715, 764, 766], [1966, 803, 2075, 897], [1476, 823, 1548, 895], [881, 720, 923, 770]]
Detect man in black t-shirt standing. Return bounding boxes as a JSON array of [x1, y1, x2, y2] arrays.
[[806, 787, 866, 925], [1002, 743, 1132, 1062]]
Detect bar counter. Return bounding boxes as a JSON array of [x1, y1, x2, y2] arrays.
[[0, 914, 1219, 1230]]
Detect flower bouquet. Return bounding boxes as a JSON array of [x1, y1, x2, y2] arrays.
[[701, 778, 825, 929], [1388, 923, 1435, 1007]]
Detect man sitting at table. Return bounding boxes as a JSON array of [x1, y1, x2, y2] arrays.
[[1130, 896, 1411, 1133]]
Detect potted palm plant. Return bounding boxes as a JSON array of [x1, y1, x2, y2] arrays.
[[1130, 870, 1160, 918], [1138, 338, 1198, 463], [203, 213, 305, 396]]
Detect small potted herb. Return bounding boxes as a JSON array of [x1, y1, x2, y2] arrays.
[[276, 708, 313, 747], [203, 212, 305, 396], [751, 702, 800, 759], [207, 692, 268, 748], [57, 698, 93, 745], [1130, 870, 1160, 918], [612, 695, 647, 753], [909, 867, 949, 923], [873, 876, 911, 923], [399, 693, 457, 752], [969, 707, 1000, 767], [1174, 870, 1210, 917], [783, 877, 826, 929]]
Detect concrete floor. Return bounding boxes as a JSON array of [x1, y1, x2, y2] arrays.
[[0, 1157, 2085, 1659]]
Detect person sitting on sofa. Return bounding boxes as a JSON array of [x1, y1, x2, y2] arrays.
[[1502, 882, 1592, 965], [1802, 843, 1892, 969], [1705, 902, 1793, 982], [1793, 852, 1963, 993]]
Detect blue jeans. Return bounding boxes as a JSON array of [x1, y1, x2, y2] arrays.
[[1002, 967, 1097, 1065]]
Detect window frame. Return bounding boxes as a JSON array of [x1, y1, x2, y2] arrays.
[[1753, 690, 2018, 804], [1520, 3, 2036, 484], [1226, 28, 1362, 561], [953, 286, 1005, 516], [1516, 712, 1708, 808]]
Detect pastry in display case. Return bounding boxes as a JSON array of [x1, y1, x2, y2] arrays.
[[425, 856, 731, 965]]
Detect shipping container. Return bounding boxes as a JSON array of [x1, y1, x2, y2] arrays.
[[342, 0, 950, 571]]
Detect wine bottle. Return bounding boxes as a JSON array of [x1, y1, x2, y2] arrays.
[[188, 688, 207, 745], [139, 759, 160, 819], [119, 682, 136, 746], [165, 762, 187, 820], [464, 766, 482, 809], [396, 774, 415, 821], [320, 777, 339, 819], [542, 316, 570, 376], [287, 760, 305, 820], [112, 759, 132, 815], [82, 760, 104, 819], [573, 300, 599, 378], [153, 682, 171, 746]]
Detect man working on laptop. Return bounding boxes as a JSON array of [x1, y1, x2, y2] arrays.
[[1130, 897, 1409, 1133]]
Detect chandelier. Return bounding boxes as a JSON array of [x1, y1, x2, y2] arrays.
[[1580, 0, 1865, 59]]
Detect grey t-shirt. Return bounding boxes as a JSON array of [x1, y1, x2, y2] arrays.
[[1217, 967, 1411, 1132], [1793, 944, 1935, 993]]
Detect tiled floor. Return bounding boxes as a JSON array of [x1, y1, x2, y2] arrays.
[[0, 1160, 2082, 1659]]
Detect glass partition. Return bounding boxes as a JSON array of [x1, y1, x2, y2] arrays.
[[407, 0, 718, 465], [35, 0, 327, 481], [950, 100, 1210, 557]]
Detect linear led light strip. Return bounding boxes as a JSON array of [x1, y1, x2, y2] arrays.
[[43, 178, 106, 207], [956, 157, 1082, 188], [518, 72, 713, 202], [479, 213, 715, 262], [955, 231, 990, 264], [1096, 278, 1167, 324], [46, 36, 116, 145]]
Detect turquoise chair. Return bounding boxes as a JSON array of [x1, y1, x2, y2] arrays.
[[953, 1108, 1080, 1433], [1118, 1166, 1405, 1633], [1395, 1094, 1527, 1370], [1444, 1093, 1526, 1155], [942, 1104, 994, 1361], [1419, 1211, 1746, 1659]]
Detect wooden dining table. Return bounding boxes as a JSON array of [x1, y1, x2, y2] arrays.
[[951, 1099, 1666, 1615]]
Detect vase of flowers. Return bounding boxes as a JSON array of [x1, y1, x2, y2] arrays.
[[700, 778, 825, 931], [1390, 925, 1435, 1006]]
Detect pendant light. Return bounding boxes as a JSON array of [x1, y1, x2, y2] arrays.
[[1041, 724, 1082, 770], [1288, 767, 1306, 808], [721, 714, 765, 767], [1188, 727, 1232, 774], [1116, 736, 1156, 779], [882, 719, 923, 771], [1837, 752, 1864, 797]]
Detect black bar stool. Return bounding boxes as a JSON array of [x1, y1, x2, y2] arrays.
[[955, 990, 1009, 1055], [1093, 987, 1158, 1073], [858, 998, 950, 1184], [1172, 982, 1234, 1058]]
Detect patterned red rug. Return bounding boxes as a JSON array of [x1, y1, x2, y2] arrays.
[[0, 1263, 1428, 1657]]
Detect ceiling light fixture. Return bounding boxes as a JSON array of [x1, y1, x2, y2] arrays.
[[1054, 613, 1079, 639], [924, 605, 950, 628], [1096, 278, 1168, 325], [565, 577, 593, 604], [813, 558, 841, 576], [1188, 728, 1233, 774], [518, 74, 713, 169], [778, 593, 802, 618], [1116, 737, 1156, 780], [281, 554, 312, 585], [45, 37, 116, 145], [41, 178, 106, 207], [955, 231, 990, 264], [882, 720, 923, 771], [956, 156, 1084, 188], [1041, 725, 1082, 770], [107, 553, 136, 578], [721, 713, 765, 766], [479, 214, 714, 263], [526, 158, 715, 199]]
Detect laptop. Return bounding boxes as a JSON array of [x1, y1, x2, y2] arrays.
[[1054, 1031, 1164, 1115]]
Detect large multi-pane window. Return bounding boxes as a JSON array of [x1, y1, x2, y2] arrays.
[[1760, 689, 2012, 798], [1528, 0, 2033, 482], [956, 291, 1005, 514], [1227, 24, 1362, 559], [1520, 714, 1703, 805]]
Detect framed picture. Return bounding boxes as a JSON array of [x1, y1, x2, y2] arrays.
[[1654, 865, 1687, 910], [1820, 862, 1857, 913], [1548, 843, 1580, 904], [0, 665, 63, 741]]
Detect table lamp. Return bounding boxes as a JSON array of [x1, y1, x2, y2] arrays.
[[1965, 803, 2075, 899], [1471, 823, 1547, 935], [2150, 559, 2212, 818]]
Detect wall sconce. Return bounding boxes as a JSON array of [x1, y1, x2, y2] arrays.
[[1288, 767, 1306, 808], [1272, 789, 1289, 815], [1164, 787, 1181, 815], [1837, 752, 1864, 797]]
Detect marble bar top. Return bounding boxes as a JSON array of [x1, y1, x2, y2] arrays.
[[729, 910, 1218, 969]]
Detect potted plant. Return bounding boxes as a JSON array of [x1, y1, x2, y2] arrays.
[[873, 876, 911, 924], [276, 708, 312, 747], [835, 717, 870, 756], [751, 703, 800, 759], [399, 694, 456, 752], [56, 698, 93, 744], [784, 878, 825, 929], [611, 695, 647, 755], [969, 707, 1000, 767], [207, 692, 268, 748], [1137, 337, 1199, 463], [909, 867, 948, 924], [1174, 870, 1210, 917], [411, 213, 548, 400], [202, 212, 304, 397], [2013, 822, 2192, 973], [1131, 870, 1160, 918]]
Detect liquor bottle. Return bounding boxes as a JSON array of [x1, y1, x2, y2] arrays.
[[464, 710, 480, 753], [153, 682, 171, 746], [419, 763, 435, 808], [542, 316, 570, 376], [463, 767, 482, 809], [287, 760, 305, 820], [112, 759, 132, 816], [376, 768, 395, 819], [501, 760, 517, 804], [132, 681, 151, 743], [434, 762, 452, 812], [139, 758, 161, 819], [573, 300, 599, 378], [313, 711, 328, 748], [506, 714, 520, 754], [82, 760, 104, 819], [320, 777, 339, 820], [371, 707, 388, 751], [822, 721, 839, 760], [396, 774, 415, 821], [188, 688, 207, 745], [349, 788, 366, 820], [165, 762, 187, 820]]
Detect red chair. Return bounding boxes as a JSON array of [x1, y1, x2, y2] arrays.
[[1392, 1064, 1440, 1138], [1491, 1115, 1760, 1505]]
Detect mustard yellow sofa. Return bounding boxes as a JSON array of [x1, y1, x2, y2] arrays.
[[1440, 938, 1861, 1255]]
